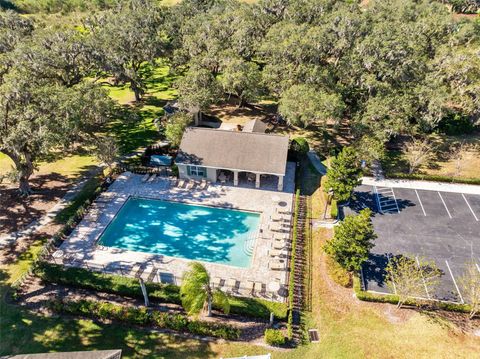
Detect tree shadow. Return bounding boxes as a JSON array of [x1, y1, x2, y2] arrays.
[[0, 0, 18, 10], [362, 253, 390, 290]]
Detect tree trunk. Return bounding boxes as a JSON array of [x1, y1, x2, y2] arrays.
[[237, 96, 247, 108], [2, 149, 34, 196], [207, 296, 212, 317], [130, 80, 142, 102]]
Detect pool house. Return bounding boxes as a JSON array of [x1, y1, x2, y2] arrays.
[[175, 128, 290, 192]]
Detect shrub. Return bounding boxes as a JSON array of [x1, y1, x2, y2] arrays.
[[35, 262, 181, 304], [36, 262, 287, 320], [264, 329, 286, 346], [330, 199, 338, 219], [291, 137, 310, 155], [48, 298, 240, 340]]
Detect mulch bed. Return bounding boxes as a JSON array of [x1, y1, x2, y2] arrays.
[[0, 173, 73, 236]]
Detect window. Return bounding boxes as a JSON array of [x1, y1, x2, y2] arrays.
[[188, 165, 206, 177]]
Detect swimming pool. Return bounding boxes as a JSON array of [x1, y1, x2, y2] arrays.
[[98, 197, 260, 268]]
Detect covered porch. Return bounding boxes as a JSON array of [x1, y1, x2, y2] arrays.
[[216, 169, 284, 191]]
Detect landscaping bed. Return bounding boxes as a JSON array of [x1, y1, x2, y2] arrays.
[[34, 262, 288, 321]]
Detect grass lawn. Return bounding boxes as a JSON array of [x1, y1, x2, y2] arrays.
[[2, 199, 480, 357], [1, 63, 176, 181], [383, 132, 480, 181]]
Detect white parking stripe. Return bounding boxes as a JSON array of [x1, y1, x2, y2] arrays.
[[476, 263, 480, 274], [438, 192, 452, 219], [445, 260, 464, 304], [462, 194, 479, 221], [391, 188, 400, 213], [416, 256, 431, 299], [415, 189, 427, 216]]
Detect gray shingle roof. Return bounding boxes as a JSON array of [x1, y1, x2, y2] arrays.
[[176, 128, 289, 175], [242, 119, 267, 133]]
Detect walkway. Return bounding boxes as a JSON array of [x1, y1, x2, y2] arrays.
[[306, 150, 327, 175], [362, 177, 480, 195]]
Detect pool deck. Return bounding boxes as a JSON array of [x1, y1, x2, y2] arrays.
[[57, 162, 296, 302]]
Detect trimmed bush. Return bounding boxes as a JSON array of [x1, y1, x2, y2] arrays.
[[352, 276, 472, 313], [35, 262, 181, 304], [291, 137, 310, 154], [36, 262, 288, 320], [289, 137, 310, 161], [330, 199, 338, 219], [264, 329, 286, 346], [48, 298, 241, 340]]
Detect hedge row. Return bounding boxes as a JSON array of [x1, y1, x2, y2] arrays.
[[287, 189, 301, 340], [385, 172, 480, 186], [35, 262, 288, 320], [48, 298, 240, 340], [352, 276, 472, 313], [330, 199, 338, 219]]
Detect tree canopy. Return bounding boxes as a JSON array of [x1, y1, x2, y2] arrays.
[[324, 146, 362, 203], [180, 262, 230, 317], [324, 208, 376, 272]]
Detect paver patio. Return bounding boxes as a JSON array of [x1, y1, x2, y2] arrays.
[[57, 163, 296, 301]]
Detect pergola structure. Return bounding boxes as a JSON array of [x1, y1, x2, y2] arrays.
[[175, 128, 289, 191]]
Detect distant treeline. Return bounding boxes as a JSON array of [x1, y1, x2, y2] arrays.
[[2, 0, 479, 14], [0, 0, 119, 13], [443, 0, 479, 14]]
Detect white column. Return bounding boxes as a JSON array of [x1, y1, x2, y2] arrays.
[[234, 171, 239, 186], [277, 175, 284, 191], [255, 173, 260, 189]]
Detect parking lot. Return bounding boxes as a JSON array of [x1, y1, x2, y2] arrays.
[[345, 183, 480, 303]]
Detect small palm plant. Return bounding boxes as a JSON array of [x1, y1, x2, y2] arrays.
[[180, 262, 230, 317]]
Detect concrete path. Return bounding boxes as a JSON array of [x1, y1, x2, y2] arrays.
[[307, 150, 327, 175], [362, 176, 480, 195]]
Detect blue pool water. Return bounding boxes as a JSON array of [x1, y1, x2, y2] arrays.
[[98, 197, 260, 268]]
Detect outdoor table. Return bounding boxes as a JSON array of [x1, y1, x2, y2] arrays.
[[268, 281, 281, 293]]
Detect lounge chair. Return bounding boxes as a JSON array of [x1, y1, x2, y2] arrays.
[[244, 280, 255, 295], [269, 249, 283, 257], [277, 207, 291, 215], [177, 179, 186, 188], [227, 278, 238, 293], [212, 277, 223, 289], [186, 180, 196, 190], [273, 232, 288, 241], [269, 260, 285, 271], [270, 223, 284, 232], [272, 240, 287, 250], [141, 173, 150, 183], [147, 173, 157, 183], [271, 213, 283, 222], [198, 179, 209, 190], [254, 281, 265, 296]]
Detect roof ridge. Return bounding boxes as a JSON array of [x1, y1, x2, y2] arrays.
[[186, 126, 289, 139]]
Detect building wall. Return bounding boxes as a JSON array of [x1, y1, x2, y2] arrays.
[[177, 164, 217, 182]]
